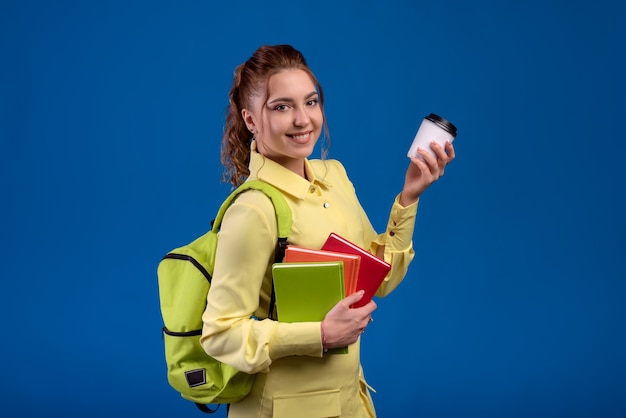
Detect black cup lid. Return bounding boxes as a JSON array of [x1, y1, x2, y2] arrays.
[[425, 113, 457, 137]]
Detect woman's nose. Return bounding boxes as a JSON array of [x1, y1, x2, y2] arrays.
[[293, 107, 311, 126]]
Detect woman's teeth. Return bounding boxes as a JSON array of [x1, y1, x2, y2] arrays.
[[290, 133, 309, 140]]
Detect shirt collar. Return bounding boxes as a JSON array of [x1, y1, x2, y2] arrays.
[[248, 140, 332, 199]]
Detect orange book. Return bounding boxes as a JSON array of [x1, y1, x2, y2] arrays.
[[284, 245, 361, 296]]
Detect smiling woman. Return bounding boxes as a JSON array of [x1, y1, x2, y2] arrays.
[[242, 69, 324, 176], [197, 44, 455, 418], [220, 45, 332, 189]]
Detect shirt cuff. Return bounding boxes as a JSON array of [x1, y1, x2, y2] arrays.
[[375, 194, 418, 251], [268, 321, 324, 359]]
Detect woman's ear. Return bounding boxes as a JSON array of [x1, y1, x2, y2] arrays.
[[241, 109, 257, 135]]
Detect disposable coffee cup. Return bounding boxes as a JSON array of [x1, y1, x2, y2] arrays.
[[407, 113, 457, 160]]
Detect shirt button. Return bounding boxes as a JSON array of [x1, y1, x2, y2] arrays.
[[309, 186, 316, 193], [389, 231, 395, 237], [323, 202, 330, 208]]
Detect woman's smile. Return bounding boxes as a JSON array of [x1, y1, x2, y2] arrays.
[[287, 131, 314, 144]]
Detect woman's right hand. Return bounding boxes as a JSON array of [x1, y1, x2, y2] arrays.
[[321, 290, 377, 349]]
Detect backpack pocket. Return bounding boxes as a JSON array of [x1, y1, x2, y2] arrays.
[[163, 328, 255, 404]]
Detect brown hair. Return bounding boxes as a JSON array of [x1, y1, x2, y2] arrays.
[[221, 44, 330, 187]]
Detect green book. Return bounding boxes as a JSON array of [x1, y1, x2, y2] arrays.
[[272, 261, 347, 354]]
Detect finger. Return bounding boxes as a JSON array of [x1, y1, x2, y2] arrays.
[[408, 155, 431, 179], [445, 141, 456, 161], [430, 141, 447, 158], [359, 315, 374, 335], [343, 290, 365, 306], [430, 141, 449, 168], [408, 154, 428, 170], [361, 316, 372, 328], [417, 147, 438, 171], [419, 153, 441, 179], [352, 300, 377, 317]]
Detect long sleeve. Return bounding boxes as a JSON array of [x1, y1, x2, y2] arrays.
[[328, 160, 418, 298], [200, 191, 323, 374], [372, 195, 418, 297]]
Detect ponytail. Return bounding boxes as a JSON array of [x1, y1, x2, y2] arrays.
[[220, 45, 330, 187], [221, 63, 252, 187]]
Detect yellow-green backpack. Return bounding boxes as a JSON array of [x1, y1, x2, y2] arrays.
[[157, 180, 292, 413]]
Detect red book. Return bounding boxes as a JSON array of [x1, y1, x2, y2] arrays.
[[321, 233, 391, 308]]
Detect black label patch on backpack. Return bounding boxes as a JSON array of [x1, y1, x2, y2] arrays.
[[185, 368, 207, 388]]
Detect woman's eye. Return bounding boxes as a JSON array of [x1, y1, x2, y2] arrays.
[[306, 99, 318, 106], [274, 104, 288, 111]]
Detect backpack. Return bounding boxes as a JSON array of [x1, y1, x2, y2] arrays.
[[157, 180, 292, 413]]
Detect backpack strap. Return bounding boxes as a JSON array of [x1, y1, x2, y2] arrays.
[[195, 404, 219, 414], [212, 180, 291, 238], [212, 179, 292, 320]]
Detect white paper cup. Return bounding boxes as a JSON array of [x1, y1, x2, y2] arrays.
[[407, 113, 457, 160]]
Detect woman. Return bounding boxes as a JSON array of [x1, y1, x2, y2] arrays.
[[200, 44, 454, 417]]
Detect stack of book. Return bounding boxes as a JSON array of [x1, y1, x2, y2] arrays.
[[271, 233, 392, 354]]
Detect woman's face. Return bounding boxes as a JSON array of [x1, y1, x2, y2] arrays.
[[242, 69, 323, 176]]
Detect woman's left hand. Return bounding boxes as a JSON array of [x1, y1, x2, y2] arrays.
[[400, 140, 455, 206]]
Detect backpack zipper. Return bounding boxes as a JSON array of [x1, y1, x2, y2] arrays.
[[162, 326, 202, 337], [162, 253, 212, 283]]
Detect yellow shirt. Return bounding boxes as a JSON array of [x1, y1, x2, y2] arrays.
[[201, 142, 418, 417]]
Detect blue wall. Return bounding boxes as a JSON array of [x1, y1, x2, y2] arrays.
[[1, 1, 624, 417]]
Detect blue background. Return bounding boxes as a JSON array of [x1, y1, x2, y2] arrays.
[[1, 1, 624, 417]]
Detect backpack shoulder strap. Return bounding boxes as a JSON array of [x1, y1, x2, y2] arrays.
[[212, 180, 291, 320], [211, 179, 291, 241]]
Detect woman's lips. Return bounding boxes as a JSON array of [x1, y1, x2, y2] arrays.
[[287, 131, 312, 143]]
